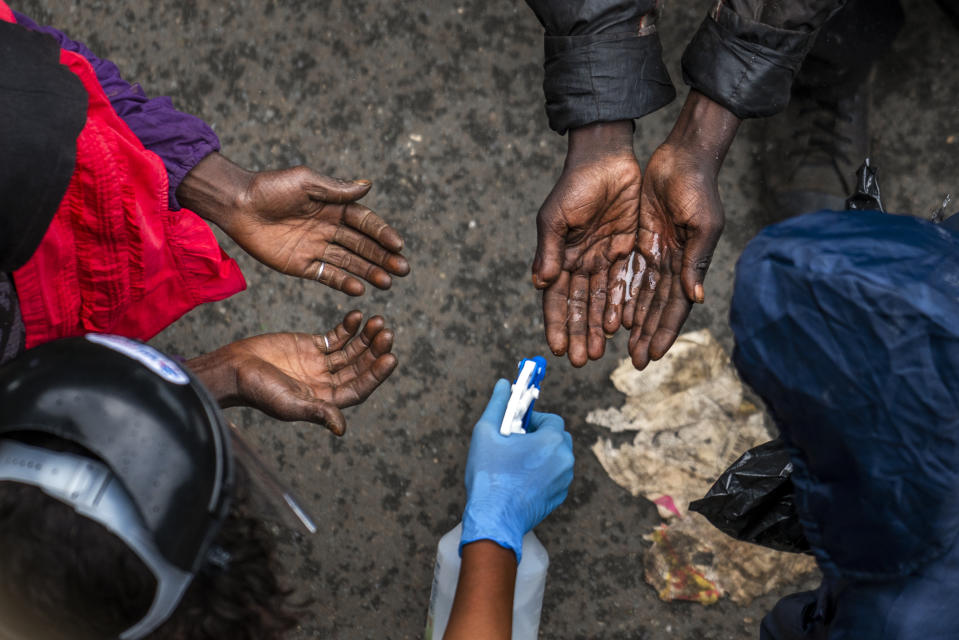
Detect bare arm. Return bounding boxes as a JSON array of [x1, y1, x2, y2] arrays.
[[443, 541, 517, 640]]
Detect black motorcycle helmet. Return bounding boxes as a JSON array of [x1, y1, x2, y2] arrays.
[[0, 335, 234, 639]]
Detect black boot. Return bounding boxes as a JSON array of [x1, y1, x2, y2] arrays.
[[760, 81, 870, 223]]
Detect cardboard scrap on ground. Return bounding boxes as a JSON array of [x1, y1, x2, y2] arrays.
[[588, 330, 817, 605], [587, 330, 770, 518]]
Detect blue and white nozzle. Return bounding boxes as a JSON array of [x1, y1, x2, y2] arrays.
[[499, 356, 547, 436]]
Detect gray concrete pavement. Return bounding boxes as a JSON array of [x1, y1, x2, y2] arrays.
[[16, 0, 959, 637]]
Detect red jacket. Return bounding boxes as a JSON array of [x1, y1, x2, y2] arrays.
[[3, 1, 245, 348]]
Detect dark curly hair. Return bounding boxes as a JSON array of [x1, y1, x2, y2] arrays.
[[0, 435, 302, 640]]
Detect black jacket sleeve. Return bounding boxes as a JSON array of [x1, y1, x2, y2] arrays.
[[525, 0, 676, 134], [681, 0, 846, 119]]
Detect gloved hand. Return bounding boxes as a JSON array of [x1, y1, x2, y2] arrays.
[[460, 379, 575, 563]]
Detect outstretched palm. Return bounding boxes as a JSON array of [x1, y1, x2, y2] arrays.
[[535, 153, 641, 367], [228, 167, 410, 295], [625, 143, 725, 370], [224, 311, 397, 434]]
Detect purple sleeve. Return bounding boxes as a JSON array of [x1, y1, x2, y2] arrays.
[[13, 10, 220, 210]]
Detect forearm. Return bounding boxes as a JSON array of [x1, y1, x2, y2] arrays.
[[565, 120, 634, 167], [663, 91, 741, 173], [183, 346, 242, 408], [175, 153, 253, 232], [443, 541, 517, 640]]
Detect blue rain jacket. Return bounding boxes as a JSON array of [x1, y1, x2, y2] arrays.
[[731, 210, 959, 639]]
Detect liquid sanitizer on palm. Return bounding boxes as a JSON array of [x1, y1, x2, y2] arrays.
[[425, 357, 550, 640]]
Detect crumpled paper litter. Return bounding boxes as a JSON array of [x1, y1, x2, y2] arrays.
[[588, 330, 818, 605]]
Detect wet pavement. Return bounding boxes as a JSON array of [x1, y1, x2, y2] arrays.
[[17, 0, 959, 637]]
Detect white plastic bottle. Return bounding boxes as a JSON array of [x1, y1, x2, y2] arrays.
[[425, 522, 549, 640]]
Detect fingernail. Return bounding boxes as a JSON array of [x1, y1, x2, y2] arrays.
[[695, 283, 705, 303], [353, 179, 371, 186]]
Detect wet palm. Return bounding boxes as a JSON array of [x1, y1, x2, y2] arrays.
[[535, 153, 641, 367], [626, 143, 725, 370]]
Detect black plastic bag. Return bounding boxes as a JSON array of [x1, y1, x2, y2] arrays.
[[845, 157, 884, 212], [689, 439, 810, 554]]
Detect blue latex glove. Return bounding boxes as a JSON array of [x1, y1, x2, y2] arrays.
[[460, 378, 575, 563]]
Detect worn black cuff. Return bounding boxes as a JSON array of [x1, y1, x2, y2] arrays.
[[681, 11, 816, 119], [543, 32, 675, 135]]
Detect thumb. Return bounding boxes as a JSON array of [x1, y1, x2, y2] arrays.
[[277, 384, 348, 434], [680, 219, 722, 304], [477, 379, 511, 429], [532, 211, 567, 289], [305, 172, 373, 204], [308, 399, 347, 436], [526, 410, 565, 434]]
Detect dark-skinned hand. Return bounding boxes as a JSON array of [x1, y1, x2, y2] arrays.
[[625, 91, 741, 370], [186, 311, 396, 435], [534, 120, 640, 367], [177, 153, 410, 295]]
